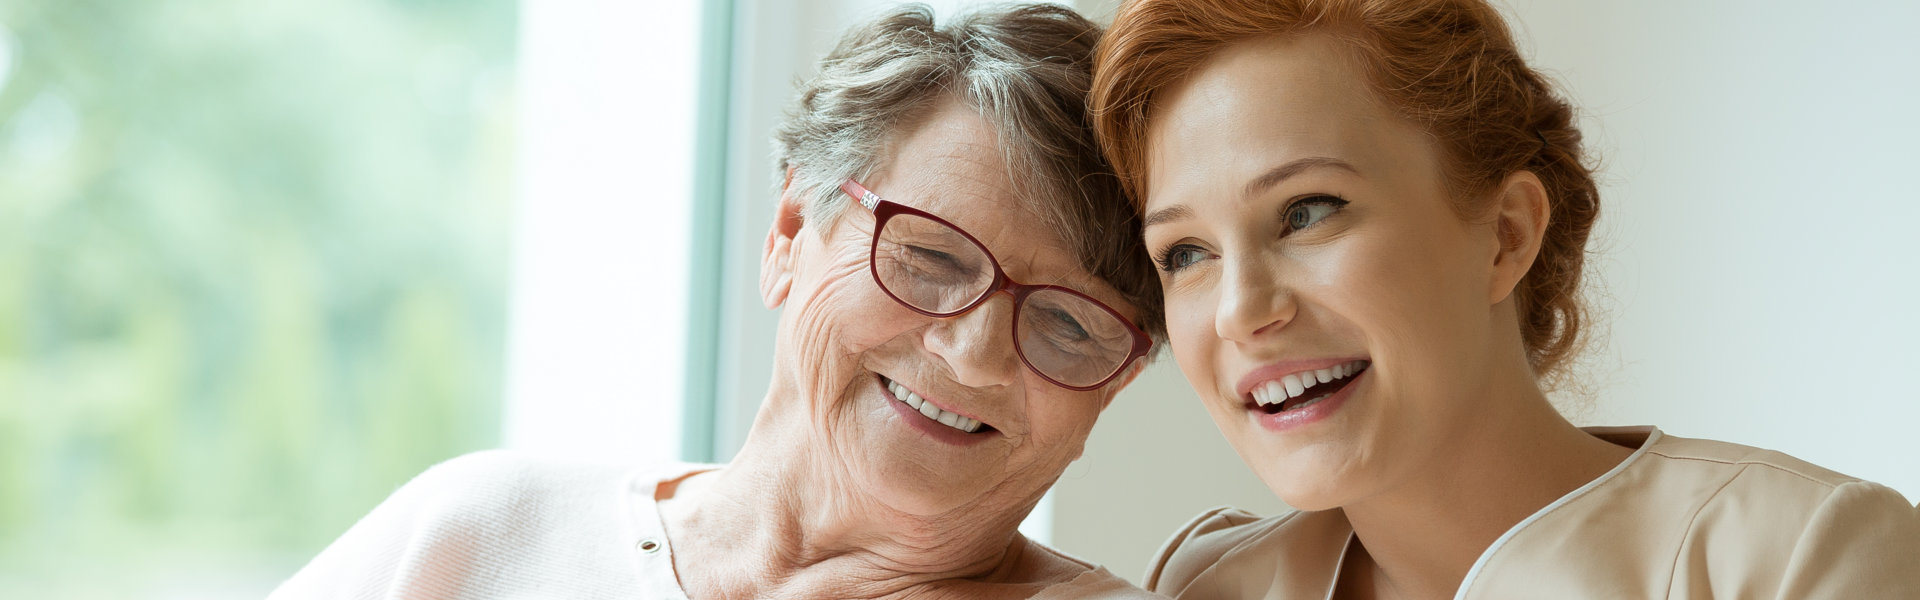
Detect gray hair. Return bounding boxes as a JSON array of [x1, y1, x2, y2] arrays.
[[772, 2, 1164, 341]]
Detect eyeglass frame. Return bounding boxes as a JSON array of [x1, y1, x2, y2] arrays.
[[839, 178, 1153, 391]]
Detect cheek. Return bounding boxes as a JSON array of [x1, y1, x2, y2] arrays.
[[1164, 286, 1218, 361], [1302, 238, 1408, 329], [1022, 388, 1103, 455], [784, 248, 925, 381], [1315, 224, 1494, 386]]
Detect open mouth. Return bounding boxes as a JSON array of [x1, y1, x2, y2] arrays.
[[1247, 360, 1369, 415], [880, 375, 993, 434]]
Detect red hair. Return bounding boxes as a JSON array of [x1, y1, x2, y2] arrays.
[[1092, 0, 1600, 379]]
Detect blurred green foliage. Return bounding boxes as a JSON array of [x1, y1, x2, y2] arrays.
[[0, 0, 515, 596]]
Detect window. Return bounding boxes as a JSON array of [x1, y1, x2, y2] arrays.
[[0, 1, 515, 596]]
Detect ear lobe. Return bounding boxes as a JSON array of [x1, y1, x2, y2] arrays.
[[760, 175, 806, 309], [1489, 171, 1552, 305]]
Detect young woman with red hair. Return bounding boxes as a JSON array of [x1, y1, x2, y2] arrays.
[[1091, 1, 1918, 597]]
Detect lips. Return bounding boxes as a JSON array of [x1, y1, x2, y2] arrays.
[[1231, 358, 1371, 433], [879, 375, 991, 434], [1249, 359, 1369, 414]]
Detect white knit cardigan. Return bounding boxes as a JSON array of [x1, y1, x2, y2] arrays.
[[268, 452, 1160, 600]]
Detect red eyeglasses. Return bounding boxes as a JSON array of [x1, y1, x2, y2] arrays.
[[841, 178, 1152, 391]]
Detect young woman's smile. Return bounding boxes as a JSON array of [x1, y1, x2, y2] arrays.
[[1140, 33, 1511, 510], [1235, 357, 1372, 432]]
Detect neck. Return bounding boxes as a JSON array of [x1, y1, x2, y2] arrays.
[[657, 375, 1046, 599], [1339, 367, 1632, 600]]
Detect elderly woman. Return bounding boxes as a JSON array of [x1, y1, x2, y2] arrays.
[[1089, 0, 1920, 598], [271, 4, 1164, 599]]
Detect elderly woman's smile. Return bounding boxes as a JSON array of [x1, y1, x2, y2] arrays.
[[771, 101, 1143, 508], [881, 374, 995, 436]]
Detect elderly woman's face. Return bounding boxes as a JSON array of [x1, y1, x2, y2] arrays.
[[1140, 35, 1515, 511], [762, 101, 1139, 517]]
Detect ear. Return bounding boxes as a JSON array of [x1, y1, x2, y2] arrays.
[[760, 169, 805, 309], [1488, 170, 1551, 306], [1095, 359, 1150, 411]]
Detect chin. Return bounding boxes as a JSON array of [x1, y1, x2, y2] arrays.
[[1267, 485, 1347, 513], [868, 477, 982, 517], [856, 456, 985, 514], [1248, 453, 1369, 513]]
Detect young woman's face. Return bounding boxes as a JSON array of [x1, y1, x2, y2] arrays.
[[1141, 34, 1511, 510]]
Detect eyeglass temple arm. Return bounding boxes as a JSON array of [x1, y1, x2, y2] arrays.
[[840, 179, 882, 211]]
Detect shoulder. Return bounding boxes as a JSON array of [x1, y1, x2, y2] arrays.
[[1011, 536, 1158, 599], [1144, 506, 1327, 595], [389, 451, 629, 517], [1455, 430, 1918, 598], [1643, 433, 1866, 488], [1609, 433, 1920, 596], [1633, 433, 1911, 522], [270, 451, 674, 599], [1030, 565, 1164, 600], [350, 451, 650, 544], [411, 449, 637, 487]]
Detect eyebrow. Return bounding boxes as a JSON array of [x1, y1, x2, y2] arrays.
[[1142, 156, 1359, 230], [1142, 205, 1193, 229]]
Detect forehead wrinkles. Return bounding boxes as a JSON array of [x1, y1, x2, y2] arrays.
[[888, 143, 1082, 262]]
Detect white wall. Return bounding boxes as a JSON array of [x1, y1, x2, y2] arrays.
[[1501, 0, 1920, 493]]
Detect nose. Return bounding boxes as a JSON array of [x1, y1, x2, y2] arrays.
[[1215, 256, 1296, 343], [924, 292, 1022, 389]]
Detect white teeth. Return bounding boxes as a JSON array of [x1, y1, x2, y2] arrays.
[[1249, 360, 1371, 407], [886, 377, 982, 434], [1253, 381, 1283, 406]]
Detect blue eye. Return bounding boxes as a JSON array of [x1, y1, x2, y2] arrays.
[[1154, 245, 1210, 273], [1284, 196, 1344, 232]]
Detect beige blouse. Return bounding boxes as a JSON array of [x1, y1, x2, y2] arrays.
[[1145, 427, 1920, 599]]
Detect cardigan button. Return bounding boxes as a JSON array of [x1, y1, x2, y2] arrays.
[[637, 538, 662, 554]]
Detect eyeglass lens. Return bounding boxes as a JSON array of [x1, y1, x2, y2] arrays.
[[872, 211, 1131, 388]]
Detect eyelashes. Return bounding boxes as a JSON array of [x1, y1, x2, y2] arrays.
[[1153, 243, 1208, 272], [1150, 194, 1349, 275], [1282, 195, 1346, 232]]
